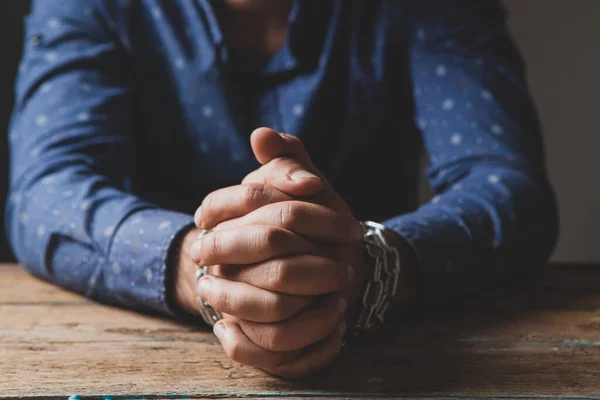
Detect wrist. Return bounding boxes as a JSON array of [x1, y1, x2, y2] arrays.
[[352, 222, 418, 331], [168, 226, 202, 317]]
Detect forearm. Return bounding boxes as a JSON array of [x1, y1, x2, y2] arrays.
[[7, 166, 194, 315], [383, 163, 557, 306]]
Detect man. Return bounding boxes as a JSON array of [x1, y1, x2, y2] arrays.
[[6, 0, 558, 378]]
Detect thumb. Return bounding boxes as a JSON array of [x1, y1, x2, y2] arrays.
[[250, 127, 320, 175]]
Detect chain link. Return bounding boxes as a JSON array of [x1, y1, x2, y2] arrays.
[[355, 221, 402, 331]]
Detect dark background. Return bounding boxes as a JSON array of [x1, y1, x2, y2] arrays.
[[1, 2, 29, 262]]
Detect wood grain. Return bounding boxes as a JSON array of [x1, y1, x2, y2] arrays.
[[3, 263, 600, 399]]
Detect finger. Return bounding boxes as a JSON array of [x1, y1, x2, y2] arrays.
[[214, 254, 354, 295], [196, 183, 295, 229], [269, 321, 346, 379], [189, 225, 317, 266], [250, 127, 318, 171], [243, 159, 351, 215], [215, 201, 363, 244], [213, 320, 302, 370], [242, 156, 324, 197], [238, 295, 347, 352], [197, 274, 312, 322]]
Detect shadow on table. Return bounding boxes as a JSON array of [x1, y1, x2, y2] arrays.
[[265, 264, 600, 396]]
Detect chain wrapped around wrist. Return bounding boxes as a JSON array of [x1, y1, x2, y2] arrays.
[[354, 221, 402, 332], [195, 229, 223, 326]]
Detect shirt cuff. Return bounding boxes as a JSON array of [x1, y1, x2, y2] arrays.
[[106, 208, 195, 317]]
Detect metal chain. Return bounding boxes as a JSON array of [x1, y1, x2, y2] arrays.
[[355, 221, 402, 331]]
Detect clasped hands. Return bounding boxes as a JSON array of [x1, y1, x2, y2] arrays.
[[174, 127, 366, 378]]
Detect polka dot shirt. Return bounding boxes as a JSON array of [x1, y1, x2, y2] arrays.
[[6, 0, 558, 315]]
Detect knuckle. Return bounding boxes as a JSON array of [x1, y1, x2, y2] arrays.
[[269, 295, 292, 321], [205, 232, 223, 261], [263, 227, 285, 251], [265, 259, 285, 289], [277, 202, 301, 229], [261, 326, 285, 351], [242, 184, 268, 208], [215, 286, 232, 312]]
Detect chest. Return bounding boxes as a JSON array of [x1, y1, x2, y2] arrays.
[[115, 1, 421, 217]]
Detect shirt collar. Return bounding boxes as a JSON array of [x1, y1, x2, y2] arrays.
[[195, 0, 337, 72]]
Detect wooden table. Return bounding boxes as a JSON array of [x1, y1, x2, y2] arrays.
[[3, 263, 600, 399]]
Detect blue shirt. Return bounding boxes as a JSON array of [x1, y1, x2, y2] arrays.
[[6, 0, 558, 317]]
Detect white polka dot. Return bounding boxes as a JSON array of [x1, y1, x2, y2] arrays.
[[36, 114, 48, 127], [79, 200, 91, 210], [29, 147, 41, 157], [488, 174, 500, 184], [232, 152, 243, 162], [491, 124, 503, 135], [44, 52, 58, 63], [452, 183, 462, 191], [481, 90, 493, 101], [37, 224, 46, 236], [47, 18, 60, 29], [436, 65, 447, 77], [104, 226, 115, 237], [202, 105, 214, 118], [442, 98, 454, 111], [144, 268, 153, 283], [174, 58, 185, 69], [450, 133, 463, 145], [52, 209, 60, 216], [77, 112, 90, 122], [20, 213, 29, 224], [152, 7, 162, 19], [292, 104, 304, 117], [80, 83, 92, 92], [112, 262, 121, 274], [69, 222, 76, 229], [432, 195, 441, 204], [417, 118, 427, 129], [62, 190, 74, 198], [200, 142, 210, 154], [11, 193, 22, 204], [158, 220, 171, 230], [139, 228, 145, 234], [42, 176, 55, 185], [475, 137, 483, 145], [40, 83, 52, 93]]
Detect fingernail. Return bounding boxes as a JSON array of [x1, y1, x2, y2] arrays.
[[290, 169, 320, 181], [347, 264, 354, 284], [351, 222, 363, 241], [338, 321, 347, 336], [197, 276, 212, 295], [190, 240, 202, 263], [194, 206, 203, 228], [336, 297, 347, 314], [213, 322, 226, 338]]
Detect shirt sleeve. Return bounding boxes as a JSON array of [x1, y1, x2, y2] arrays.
[[384, 0, 559, 304], [5, 0, 194, 316]]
